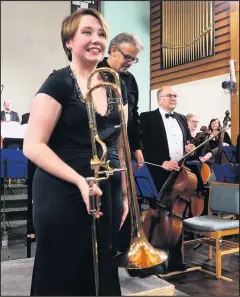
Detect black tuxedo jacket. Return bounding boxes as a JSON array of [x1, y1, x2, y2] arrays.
[[21, 112, 30, 125], [1, 110, 20, 122], [140, 108, 191, 191]]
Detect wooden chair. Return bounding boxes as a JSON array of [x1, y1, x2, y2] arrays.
[[182, 182, 239, 281]]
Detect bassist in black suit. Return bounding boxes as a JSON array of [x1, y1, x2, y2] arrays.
[[140, 86, 195, 274]]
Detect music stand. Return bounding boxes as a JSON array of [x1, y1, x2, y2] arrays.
[[222, 146, 236, 164], [2, 137, 23, 150], [132, 162, 160, 212], [1, 149, 28, 257], [212, 164, 239, 183]]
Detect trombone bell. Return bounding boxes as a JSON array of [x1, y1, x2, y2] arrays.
[[113, 230, 168, 270]]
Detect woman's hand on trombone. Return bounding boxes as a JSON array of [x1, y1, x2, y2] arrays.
[[77, 177, 103, 218]]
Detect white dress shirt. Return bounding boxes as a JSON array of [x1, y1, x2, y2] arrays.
[[159, 107, 184, 162], [5, 111, 11, 121]]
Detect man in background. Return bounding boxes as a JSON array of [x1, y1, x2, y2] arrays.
[[98, 32, 145, 265], [1, 100, 20, 122], [98, 32, 144, 169], [140, 86, 195, 274]]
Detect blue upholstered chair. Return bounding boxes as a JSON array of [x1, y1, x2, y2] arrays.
[[183, 182, 239, 281]]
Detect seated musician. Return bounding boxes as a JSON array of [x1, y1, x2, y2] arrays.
[[208, 118, 232, 152], [186, 113, 214, 166], [140, 86, 195, 274], [186, 113, 199, 138]]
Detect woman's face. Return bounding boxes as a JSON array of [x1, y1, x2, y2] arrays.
[[188, 116, 198, 131], [67, 15, 107, 65], [211, 120, 220, 130]]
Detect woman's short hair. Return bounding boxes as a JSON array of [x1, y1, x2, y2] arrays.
[[108, 32, 144, 54], [61, 8, 108, 61]]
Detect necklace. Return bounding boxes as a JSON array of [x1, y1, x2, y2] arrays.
[[69, 66, 113, 117]]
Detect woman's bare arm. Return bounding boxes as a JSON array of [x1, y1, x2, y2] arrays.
[[23, 93, 86, 186]]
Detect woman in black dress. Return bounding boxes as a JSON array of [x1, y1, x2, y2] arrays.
[[23, 8, 129, 296], [208, 118, 232, 151]]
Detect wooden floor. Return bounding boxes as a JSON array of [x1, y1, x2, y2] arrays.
[[1, 222, 239, 296], [164, 239, 239, 296]]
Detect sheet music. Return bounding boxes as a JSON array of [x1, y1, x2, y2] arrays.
[[1, 121, 26, 139]]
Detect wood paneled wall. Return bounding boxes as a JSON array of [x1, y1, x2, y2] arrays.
[[230, 1, 239, 144], [150, 1, 231, 90]]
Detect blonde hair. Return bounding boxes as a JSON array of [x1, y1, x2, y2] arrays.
[[186, 113, 196, 121], [61, 8, 109, 61]]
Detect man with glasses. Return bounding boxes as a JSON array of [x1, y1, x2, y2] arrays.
[[97, 33, 145, 274], [98, 32, 144, 169], [140, 86, 195, 274]]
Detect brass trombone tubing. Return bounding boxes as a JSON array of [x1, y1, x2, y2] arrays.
[[85, 68, 168, 295]]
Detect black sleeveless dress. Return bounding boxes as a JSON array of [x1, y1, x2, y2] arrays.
[[30, 66, 127, 296]]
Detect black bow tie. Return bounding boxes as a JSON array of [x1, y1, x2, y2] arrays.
[[165, 113, 175, 119], [5, 112, 10, 114]]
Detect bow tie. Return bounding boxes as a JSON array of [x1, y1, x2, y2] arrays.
[[165, 113, 175, 119], [5, 112, 10, 114]]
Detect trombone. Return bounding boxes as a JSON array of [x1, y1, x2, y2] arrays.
[[85, 68, 168, 296]]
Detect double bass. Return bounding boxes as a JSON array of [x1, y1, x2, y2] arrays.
[[215, 110, 231, 164], [143, 124, 231, 250]]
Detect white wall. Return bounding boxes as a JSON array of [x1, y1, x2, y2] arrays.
[[1, 1, 70, 119], [102, 1, 150, 113], [1, 1, 150, 118], [150, 74, 232, 135]]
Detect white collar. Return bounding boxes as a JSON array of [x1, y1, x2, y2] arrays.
[[158, 107, 174, 117]]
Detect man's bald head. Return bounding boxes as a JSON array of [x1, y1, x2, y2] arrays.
[[157, 86, 178, 112], [3, 100, 12, 111]]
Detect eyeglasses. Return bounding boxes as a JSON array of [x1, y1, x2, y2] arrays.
[[159, 94, 179, 99], [118, 48, 139, 64]]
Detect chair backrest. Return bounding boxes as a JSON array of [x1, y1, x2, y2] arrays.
[[207, 173, 216, 185], [209, 182, 239, 215]]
